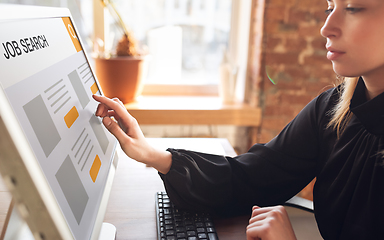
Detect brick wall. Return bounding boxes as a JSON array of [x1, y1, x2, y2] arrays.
[[246, 0, 337, 200], [247, 0, 335, 144]]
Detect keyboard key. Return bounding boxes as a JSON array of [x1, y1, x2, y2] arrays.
[[165, 220, 173, 225], [166, 230, 175, 236], [198, 233, 207, 239], [186, 225, 195, 231], [165, 225, 174, 230], [187, 230, 196, 237], [195, 222, 204, 228], [208, 233, 218, 240], [184, 220, 193, 225], [177, 232, 186, 238], [205, 222, 213, 227], [175, 221, 184, 227], [197, 228, 205, 233]]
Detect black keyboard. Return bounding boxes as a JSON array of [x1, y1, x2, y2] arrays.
[[156, 191, 219, 240]]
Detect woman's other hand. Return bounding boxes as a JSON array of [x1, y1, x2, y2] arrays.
[[246, 205, 296, 240]]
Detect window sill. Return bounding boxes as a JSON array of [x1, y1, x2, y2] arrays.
[[124, 95, 261, 126], [142, 84, 219, 96]]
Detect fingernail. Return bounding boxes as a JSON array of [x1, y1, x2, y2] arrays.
[[103, 116, 112, 126]]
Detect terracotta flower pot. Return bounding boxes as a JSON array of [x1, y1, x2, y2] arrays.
[[94, 56, 148, 103]]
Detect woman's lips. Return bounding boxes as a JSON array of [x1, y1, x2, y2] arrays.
[[327, 51, 345, 60], [326, 47, 345, 61]]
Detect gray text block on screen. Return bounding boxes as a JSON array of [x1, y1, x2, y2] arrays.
[[56, 155, 89, 225], [89, 115, 109, 154], [23, 95, 61, 157], [68, 70, 89, 109]]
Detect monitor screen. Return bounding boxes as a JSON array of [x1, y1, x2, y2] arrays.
[[0, 5, 117, 240]]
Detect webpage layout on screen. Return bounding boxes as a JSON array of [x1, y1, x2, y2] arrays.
[[0, 16, 116, 239]]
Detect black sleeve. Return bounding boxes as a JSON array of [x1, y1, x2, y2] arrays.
[[159, 89, 333, 216]]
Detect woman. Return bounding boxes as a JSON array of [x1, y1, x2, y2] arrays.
[[93, 0, 384, 239]]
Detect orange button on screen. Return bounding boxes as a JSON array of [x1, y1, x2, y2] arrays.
[[64, 106, 79, 128], [90, 155, 101, 183], [91, 82, 99, 95]]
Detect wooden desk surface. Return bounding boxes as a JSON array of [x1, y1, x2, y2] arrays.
[[0, 138, 248, 239]]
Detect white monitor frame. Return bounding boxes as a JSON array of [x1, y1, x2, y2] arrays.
[[0, 4, 118, 240]]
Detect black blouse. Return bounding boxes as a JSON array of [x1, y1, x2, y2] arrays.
[[159, 78, 384, 239]]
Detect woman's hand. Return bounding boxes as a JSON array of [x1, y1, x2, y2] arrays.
[[92, 95, 172, 174], [246, 205, 296, 240]]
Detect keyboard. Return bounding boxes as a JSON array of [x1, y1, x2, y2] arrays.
[[156, 191, 219, 240]]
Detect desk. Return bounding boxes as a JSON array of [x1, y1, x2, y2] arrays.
[[0, 138, 249, 239]]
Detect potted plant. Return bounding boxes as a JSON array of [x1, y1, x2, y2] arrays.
[[93, 0, 148, 103]]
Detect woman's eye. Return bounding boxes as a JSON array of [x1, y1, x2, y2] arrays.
[[325, 9, 333, 15], [325, 7, 363, 15], [345, 7, 363, 14]]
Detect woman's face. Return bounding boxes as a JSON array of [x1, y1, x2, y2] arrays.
[[321, 0, 384, 80]]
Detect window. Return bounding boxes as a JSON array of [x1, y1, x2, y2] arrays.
[[4, 0, 251, 98], [110, 0, 232, 87], [96, 0, 251, 98]]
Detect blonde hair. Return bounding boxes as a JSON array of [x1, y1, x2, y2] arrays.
[[327, 77, 359, 137]]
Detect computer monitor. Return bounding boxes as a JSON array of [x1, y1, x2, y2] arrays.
[[0, 4, 118, 240]]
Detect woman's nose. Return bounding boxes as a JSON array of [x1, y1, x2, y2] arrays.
[[320, 10, 341, 39]]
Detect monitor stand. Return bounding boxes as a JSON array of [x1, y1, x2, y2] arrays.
[[1, 200, 116, 240]]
